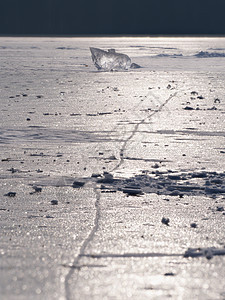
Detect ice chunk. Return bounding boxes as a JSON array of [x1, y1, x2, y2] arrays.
[[184, 247, 225, 259], [194, 51, 225, 58], [90, 47, 140, 71], [130, 62, 141, 69]]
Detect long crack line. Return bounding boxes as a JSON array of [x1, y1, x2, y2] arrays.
[[64, 92, 177, 299], [64, 185, 101, 300]]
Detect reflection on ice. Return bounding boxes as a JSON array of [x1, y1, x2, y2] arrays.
[[90, 47, 140, 71]]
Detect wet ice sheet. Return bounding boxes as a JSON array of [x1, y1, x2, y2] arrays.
[[0, 37, 225, 300]]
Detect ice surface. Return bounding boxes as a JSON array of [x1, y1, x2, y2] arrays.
[[1, 37, 225, 300], [90, 47, 140, 71]]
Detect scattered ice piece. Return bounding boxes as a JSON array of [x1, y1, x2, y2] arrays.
[[97, 172, 114, 183], [91, 173, 102, 178], [168, 175, 182, 180], [207, 106, 217, 110], [122, 187, 143, 196], [152, 163, 160, 169], [7, 167, 19, 173], [192, 172, 207, 178], [4, 192, 16, 197], [70, 113, 81, 116], [1, 158, 10, 162], [107, 155, 117, 160], [164, 272, 176, 276], [205, 187, 225, 194], [216, 206, 224, 212], [195, 51, 225, 58], [98, 112, 112, 115], [30, 152, 44, 157], [51, 200, 58, 205], [90, 47, 140, 71], [32, 186, 42, 193], [130, 62, 141, 69], [184, 247, 225, 259], [211, 178, 223, 184], [161, 217, 170, 226], [169, 190, 182, 196], [101, 189, 117, 193], [156, 53, 183, 58], [214, 98, 221, 103], [68, 170, 225, 197], [72, 181, 85, 188], [184, 106, 194, 110]]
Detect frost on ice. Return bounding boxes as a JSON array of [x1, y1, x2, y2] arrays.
[[90, 47, 140, 71]]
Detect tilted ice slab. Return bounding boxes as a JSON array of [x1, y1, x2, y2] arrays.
[[90, 47, 140, 71]]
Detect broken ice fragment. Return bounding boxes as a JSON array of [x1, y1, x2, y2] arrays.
[[33, 186, 42, 192], [190, 222, 197, 228], [130, 63, 141, 69], [4, 192, 16, 197], [90, 47, 140, 71], [72, 181, 85, 188], [164, 272, 176, 276], [184, 247, 225, 259], [97, 172, 114, 183], [122, 187, 143, 196], [216, 206, 224, 212], [161, 217, 170, 226], [51, 200, 58, 205]]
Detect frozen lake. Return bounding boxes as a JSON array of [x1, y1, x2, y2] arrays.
[[0, 37, 225, 299], [1, 36, 225, 73]]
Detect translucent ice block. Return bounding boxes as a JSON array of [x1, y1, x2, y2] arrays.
[[90, 47, 134, 71]]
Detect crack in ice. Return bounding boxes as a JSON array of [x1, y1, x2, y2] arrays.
[[110, 92, 177, 173], [64, 185, 101, 300]]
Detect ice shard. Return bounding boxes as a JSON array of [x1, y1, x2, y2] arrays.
[[90, 47, 140, 71]]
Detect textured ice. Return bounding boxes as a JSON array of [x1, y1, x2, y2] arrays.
[[90, 47, 140, 71], [1, 37, 225, 300], [71, 170, 225, 197]]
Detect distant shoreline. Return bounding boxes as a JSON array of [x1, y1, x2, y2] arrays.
[[0, 34, 225, 38]]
